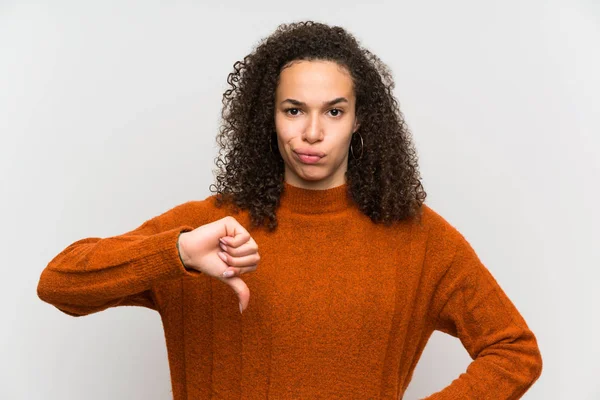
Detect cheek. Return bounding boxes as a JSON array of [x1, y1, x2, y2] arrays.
[[336, 136, 353, 156], [275, 118, 298, 143], [331, 122, 354, 143]]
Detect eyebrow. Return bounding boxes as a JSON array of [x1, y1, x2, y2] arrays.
[[280, 97, 349, 107]]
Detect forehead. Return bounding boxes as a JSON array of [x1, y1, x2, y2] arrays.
[[276, 60, 355, 100]]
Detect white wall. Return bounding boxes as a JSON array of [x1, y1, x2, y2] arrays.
[[1, 1, 598, 398]]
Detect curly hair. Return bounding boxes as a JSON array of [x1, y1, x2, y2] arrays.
[[211, 21, 427, 231]]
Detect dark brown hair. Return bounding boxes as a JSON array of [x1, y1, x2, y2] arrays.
[[211, 21, 426, 230]]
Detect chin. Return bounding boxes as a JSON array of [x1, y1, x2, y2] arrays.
[[297, 176, 324, 183], [297, 169, 327, 181]]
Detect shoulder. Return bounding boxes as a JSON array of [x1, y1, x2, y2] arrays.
[[143, 194, 224, 231], [418, 203, 464, 242], [411, 203, 469, 267], [155, 194, 254, 229], [161, 194, 219, 218]]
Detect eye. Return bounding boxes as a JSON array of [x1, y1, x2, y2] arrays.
[[328, 108, 344, 117], [284, 108, 301, 116]]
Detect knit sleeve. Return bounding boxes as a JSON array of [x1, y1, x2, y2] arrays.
[[37, 200, 208, 317], [423, 233, 543, 399]]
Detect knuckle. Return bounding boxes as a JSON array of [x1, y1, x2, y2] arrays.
[[241, 266, 256, 275], [236, 285, 249, 298]]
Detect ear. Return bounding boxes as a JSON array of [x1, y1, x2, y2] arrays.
[[353, 118, 360, 133]]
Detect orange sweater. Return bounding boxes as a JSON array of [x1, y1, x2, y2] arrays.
[[37, 182, 542, 399]]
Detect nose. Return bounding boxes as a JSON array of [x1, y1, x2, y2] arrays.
[[303, 114, 323, 144]]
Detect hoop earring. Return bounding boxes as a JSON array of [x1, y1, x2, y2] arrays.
[[350, 131, 363, 161]]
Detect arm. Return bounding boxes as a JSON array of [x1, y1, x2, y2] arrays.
[[424, 234, 543, 399], [37, 202, 201, 317]]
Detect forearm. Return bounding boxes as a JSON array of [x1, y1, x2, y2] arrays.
[[37, 225, 195, 316], [422, 329, 542, 399], [427, 232, 543, 399]]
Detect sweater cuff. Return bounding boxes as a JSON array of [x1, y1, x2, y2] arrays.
[[131, 226, 203, 285]]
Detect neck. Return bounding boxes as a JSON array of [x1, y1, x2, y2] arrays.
[[283, 169, 347, 191], [279, 181, 354, 215]]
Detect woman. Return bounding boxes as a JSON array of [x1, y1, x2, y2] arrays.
[[38, 21, 542, 399]]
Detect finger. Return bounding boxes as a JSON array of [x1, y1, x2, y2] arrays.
[[218, 251, 260, 268], [219, 239, 258, 258], [219, 234, 250, 249], [220, 217, 251, 248], [222, 264, 258, 277], [220, 276, 250, 313]]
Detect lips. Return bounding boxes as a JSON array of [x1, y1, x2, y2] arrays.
[[293, 149, 324, 164], [294, 149, 325, 158]]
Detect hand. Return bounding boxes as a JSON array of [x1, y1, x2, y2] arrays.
[[177, 216, 260, 313]]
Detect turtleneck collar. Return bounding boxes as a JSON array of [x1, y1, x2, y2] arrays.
[[279, 181, 355, 214]]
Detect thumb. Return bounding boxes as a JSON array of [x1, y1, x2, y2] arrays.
[[222, 276, 250, 313]]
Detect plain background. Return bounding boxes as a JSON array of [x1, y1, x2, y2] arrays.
[[1, 0, 598, 399]]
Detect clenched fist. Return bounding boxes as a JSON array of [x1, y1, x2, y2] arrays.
[[177, 216, 259, 313]]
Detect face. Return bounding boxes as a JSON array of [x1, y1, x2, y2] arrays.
[[274, 60, 360, 190]]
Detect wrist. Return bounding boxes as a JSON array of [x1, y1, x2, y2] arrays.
[[176, 232, 191, 269]]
